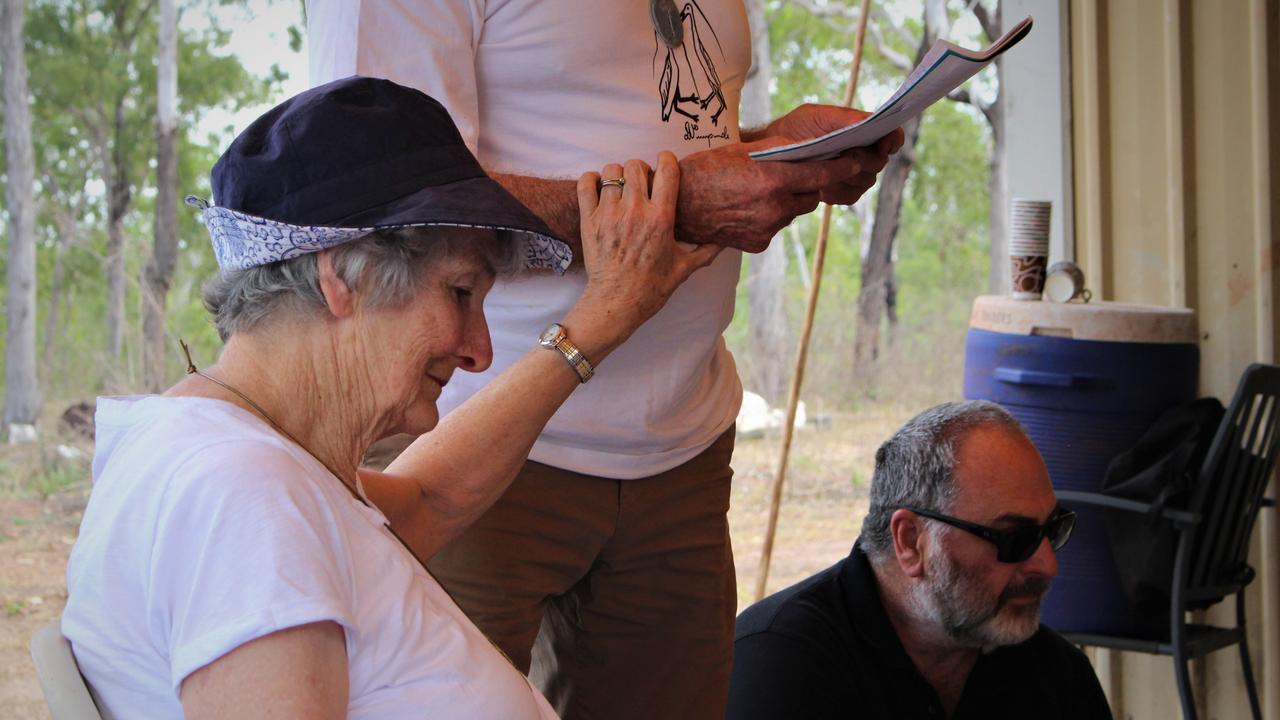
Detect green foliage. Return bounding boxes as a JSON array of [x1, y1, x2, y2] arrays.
[[872, 99, 991, 406], [849, 463, 865, 489], [767, 0, 926, 116], [898, 98, 992, 322], [728, 0, 995, 406], [0, 0, 295, 405], [767, 2, 852, 111], [29, 456, 86, 498], [4, 0, 994, 423]]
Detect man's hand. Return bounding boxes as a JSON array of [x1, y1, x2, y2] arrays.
[[758, 103, 905, 156], [675, 103, 904, 253], [765, 104, 905, 206]]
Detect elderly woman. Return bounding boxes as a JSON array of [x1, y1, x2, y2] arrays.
[[62, 77, 719, 719]]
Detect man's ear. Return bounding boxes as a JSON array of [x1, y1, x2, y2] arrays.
[[316, 250, 356, 319], [889, 509, 927, 579]]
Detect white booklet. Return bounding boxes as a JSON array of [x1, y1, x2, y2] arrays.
[[751, 16, 1034, 163]]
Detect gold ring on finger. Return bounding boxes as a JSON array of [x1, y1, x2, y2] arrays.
[[599, 177, 626, 191]]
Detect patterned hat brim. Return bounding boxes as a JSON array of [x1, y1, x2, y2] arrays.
[[188, 199, 573, 274]]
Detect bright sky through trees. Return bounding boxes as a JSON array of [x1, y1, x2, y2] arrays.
[[191, 2, 307, 139]]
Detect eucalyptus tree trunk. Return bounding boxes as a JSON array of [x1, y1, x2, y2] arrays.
[[852, 0, 946, 379], [41, 178, 86, 383], [742, 0, 790, 404], [105, 101, 131, 363], [986, 92, 1007, 293], [103, 4, 137, 365], [978, 2, 1008, 294], [853, 114, 921, 375], [42, 242, 65, 379], [2, 0, 42, 438], [143, 0, 179, 391]]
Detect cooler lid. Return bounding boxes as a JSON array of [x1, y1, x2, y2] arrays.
[[969, 295, 1197, 343]]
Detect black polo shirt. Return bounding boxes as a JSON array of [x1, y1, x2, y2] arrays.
[[727, 543, 1111, 720]]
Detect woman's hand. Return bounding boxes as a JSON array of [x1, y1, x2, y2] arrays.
[[373, 153, 719, 558], [567, 151, 722, 357]]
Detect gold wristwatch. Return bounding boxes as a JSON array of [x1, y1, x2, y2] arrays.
[[539, 323, 594, 383]]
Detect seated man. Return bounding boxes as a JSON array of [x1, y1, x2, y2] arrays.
[[727, 400, 1111, 720]]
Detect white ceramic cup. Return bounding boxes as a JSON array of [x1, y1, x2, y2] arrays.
[[1044, 261, 1091, 303]]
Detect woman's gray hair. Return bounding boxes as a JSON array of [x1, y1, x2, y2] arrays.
[[203, 226, 518, 341], [860, 400, 1025, 562]]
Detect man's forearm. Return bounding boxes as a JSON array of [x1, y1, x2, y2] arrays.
[[491, 172, 583, 251]]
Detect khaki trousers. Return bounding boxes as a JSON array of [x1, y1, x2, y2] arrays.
[[427, 428, 737, 720]]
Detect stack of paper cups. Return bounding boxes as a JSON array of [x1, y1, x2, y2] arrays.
[[1009, 198, 1051, 300]]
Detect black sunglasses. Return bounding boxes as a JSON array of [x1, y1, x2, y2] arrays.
[[902, 506, 1077, 563]]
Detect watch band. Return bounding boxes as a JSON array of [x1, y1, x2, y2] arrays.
[[540, 323, 595, 383]]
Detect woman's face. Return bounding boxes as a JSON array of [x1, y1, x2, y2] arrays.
[[356, 229, 499, 437]]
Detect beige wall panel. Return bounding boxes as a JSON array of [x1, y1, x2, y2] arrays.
[[1189, 0, 1267, 398], [1265, 4, 1280, 716], [1071, 0, 1276, 718], [1272, 0, 1280, 365], [1100, 0, 1181, 308], [1199, 1, 1279, 718], [1073, 0, 1111, 297]]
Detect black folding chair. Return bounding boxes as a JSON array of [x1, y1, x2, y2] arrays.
[[1056, 362, 1280, 720]]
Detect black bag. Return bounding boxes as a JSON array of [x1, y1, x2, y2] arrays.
[[1101, 397, 1224, 619]]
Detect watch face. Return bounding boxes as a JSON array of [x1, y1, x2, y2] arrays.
[[539, 323, 564, 346]]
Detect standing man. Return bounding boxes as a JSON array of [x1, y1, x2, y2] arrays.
[[727, 401, 1111, 719], [307, 2, 902, 717]]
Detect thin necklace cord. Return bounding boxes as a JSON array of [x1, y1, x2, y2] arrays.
[[176, 339, 431, 568]]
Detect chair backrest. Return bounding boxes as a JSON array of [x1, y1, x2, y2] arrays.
[[29, 618, 105, 720], [1185, 363, 1280, 604]]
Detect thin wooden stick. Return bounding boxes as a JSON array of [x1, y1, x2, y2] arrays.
[[755, 0, 873, 602]]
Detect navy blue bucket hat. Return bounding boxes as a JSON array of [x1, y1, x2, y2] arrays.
[[187, 76, 571, 273]]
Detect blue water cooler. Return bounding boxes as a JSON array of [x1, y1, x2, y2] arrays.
[[963, 295, 1199, 636]]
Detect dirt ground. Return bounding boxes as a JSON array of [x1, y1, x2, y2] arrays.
[[0, 408, 910, 718], [0, 488, 87, 719]]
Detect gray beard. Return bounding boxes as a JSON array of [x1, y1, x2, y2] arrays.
[[908, 544, 1047, 653]]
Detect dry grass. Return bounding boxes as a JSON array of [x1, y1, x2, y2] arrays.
[[727, 405, 920, 605], [0, 403, 925, 717], [0, 441, 89, 720]]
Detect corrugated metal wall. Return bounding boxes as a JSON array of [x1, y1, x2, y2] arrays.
[[1071, 0, 1279, 717]]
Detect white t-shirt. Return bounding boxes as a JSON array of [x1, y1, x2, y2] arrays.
[[63, 396, 558, 720], [308, 0, 751, 478]]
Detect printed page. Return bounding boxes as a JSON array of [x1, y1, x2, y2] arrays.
[[752, 16, 1034, 163]]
